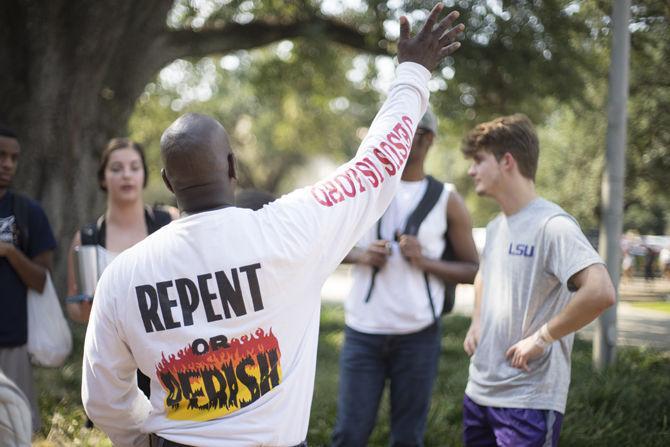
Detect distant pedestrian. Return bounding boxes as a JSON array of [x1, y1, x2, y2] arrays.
[[660, 246, 670, 280], [644, 244, 658, 282]]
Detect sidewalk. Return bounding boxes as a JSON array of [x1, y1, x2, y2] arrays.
[[321, 266, 670, 350]]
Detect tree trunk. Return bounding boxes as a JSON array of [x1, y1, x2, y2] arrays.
[[0, 0, 173, 289], [0, 0, 383, 291]]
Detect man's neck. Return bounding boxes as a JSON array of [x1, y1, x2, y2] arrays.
[[401, 162, 425, 181], [495, 177, 537, 216], [177, 183, 234, 214], [0, 187, 7, 201]]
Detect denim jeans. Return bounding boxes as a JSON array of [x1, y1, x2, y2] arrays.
[[331, 322, 441, 447]]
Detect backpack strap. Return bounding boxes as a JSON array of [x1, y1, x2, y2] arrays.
[[403, 176, 444, 236], [80, 219, 102, 246], [146, 206, 172, 234], [405, 176, 445, 322], [440, 234, 458, 315], [363, 219, 384, 303], [364, 177, 444, 313], [11, 191, 30, 254]]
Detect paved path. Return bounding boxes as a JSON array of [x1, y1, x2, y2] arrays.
[[321, 266, 670, 350]]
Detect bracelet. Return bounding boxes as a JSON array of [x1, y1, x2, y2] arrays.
[[65, 294, 94, 303], [533, 330, 550, 350], [533, 323, 556, 350], [540, 323, 556, 343]]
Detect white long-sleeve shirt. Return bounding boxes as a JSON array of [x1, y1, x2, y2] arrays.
[[82, 62, 430, 447]]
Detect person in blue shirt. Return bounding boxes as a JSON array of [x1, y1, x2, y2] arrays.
[[0, 124, 57, 431]]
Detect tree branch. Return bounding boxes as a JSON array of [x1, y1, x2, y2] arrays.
[[160, 16, 388, 63]]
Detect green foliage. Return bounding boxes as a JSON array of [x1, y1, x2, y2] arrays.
[[535, 102, 606, 231], [34, 324, 112, 446], [623, 0, 670, 234], [130, 40, 380, 195], [128, 0, 669, 231], [631, 301, 670, 314]]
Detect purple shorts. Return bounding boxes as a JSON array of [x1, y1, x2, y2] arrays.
[[463, 395, 563, 447]]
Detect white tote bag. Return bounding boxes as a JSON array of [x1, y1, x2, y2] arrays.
[[26, 273, 73, 367]]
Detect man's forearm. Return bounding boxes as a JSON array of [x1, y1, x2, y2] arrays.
[[343, 247, 365, 264], [545, 266, 615, 340], [546, 290, 614, 340], [6, 247, 48, 292], [418, 257, 478, 284], [471, 271, 483, 323]]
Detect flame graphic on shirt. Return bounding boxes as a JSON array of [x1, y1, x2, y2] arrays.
[[155, 328, 282, 421]]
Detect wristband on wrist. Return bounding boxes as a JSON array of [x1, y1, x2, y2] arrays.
[[533, 323, 556, 350], [540, 323, 556, 343], [533, 330, 550, 350]]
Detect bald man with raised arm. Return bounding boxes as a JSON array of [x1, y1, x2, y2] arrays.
[[81, 5, 464, 447]]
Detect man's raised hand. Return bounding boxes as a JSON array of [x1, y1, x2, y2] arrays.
[[397, 4, 464, 72]]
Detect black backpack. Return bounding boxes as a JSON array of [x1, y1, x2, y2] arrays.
[[79, 206, 172, 246], [77, 205, 171, 401], [364, 176, 457, 321]]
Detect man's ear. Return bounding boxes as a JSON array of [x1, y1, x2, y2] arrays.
[[501, 152, 516, 172], [423, 132, 435, 148], [161, 168, 174, 193], [228, 153, 237, 180]]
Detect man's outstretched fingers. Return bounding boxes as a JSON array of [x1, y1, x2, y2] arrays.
[[418, 3, 445, 37], [399, 16, 410, 41], [434, 10, 460, 37], [439, 42, 461, 58], [440, 23, 465, 46]]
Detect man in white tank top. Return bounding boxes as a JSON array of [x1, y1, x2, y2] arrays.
[[460, 114, 616, 446], [332, 109, 479, 447]]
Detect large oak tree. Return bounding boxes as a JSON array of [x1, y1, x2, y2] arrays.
[[1, 0, 608, 285], [0, 0, 383, 283]]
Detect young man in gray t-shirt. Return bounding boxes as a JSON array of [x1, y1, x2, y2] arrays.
[[460, 114, 615, 446]]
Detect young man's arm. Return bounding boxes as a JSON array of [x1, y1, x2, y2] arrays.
[[0, 242, 52, 293], [398, 190, 479, 284], [343, 241, 390, 268], [464, 270, 483, 356], [505, 213, 616, 371]]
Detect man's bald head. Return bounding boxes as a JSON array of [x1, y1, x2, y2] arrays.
[[160, 113, 237, 212]]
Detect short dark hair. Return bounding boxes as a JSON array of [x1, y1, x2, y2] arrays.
[[97, 138, 148, 191], [0, 124, 18, 139], [461, 114, 539, 180]]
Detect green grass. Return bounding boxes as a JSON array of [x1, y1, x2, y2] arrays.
[[630, 301, 670, 314], [34, 304, 670, 446]]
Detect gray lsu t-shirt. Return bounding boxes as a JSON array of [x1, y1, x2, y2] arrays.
[[465, 198, 603, 413]]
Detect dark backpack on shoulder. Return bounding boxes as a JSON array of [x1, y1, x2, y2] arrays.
[[364, 176, 458, 321], [77, 205, 171, 402], [80, 206, 172, 246]]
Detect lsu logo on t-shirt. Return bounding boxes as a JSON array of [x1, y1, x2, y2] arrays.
[[156, 327, 282, 421], [508, 242, 535, 258]]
